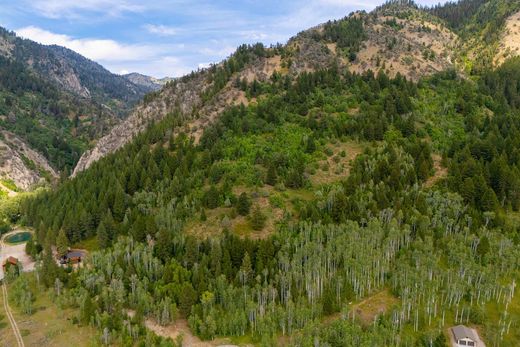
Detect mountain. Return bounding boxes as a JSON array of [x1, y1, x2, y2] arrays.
[[11, 1, 520, 346], [0, 27, 155, 112], [0, 26, 155, 189], [124, 72, 174, 91], [73, 2, 460, 174]]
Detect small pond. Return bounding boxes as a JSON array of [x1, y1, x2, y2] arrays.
[[5, 231, 32, 244]]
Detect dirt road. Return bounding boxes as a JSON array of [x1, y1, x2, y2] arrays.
[[0, 233, 25, 347], [1, 283, 24, 347]]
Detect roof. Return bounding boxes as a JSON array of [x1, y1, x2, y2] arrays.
[[3, 256, 18, 266], [66, 251, 84, 259], [452, 325, 477, 342]]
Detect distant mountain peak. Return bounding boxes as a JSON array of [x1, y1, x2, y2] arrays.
[[123, 72, 174, 91]]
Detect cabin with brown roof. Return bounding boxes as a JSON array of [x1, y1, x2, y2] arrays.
[[2, 256, 18, 271], [59, 250, 85, 265]]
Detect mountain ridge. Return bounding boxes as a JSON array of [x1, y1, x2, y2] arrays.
[[73, 2, 461, 174]]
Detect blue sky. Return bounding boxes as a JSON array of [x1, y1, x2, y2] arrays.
[[0, 0, 448, 78]]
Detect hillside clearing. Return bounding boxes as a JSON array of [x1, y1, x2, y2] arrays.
[[311, 141, 365, 185]]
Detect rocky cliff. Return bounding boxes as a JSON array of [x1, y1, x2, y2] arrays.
[[0, 131, 58, 190]]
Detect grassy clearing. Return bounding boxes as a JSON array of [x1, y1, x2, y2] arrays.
[[424, 154, 448, 188], [6, 273, 98, 347], [185, 185, 317, 239], [311, 140, 366, 185], [347, 289, 399, 326]]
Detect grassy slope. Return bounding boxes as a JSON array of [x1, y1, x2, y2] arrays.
[[4, 273, 98, 347]]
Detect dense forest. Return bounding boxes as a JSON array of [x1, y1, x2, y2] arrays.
[[3, 0, 520, 346], [16, 59, 520, 345]]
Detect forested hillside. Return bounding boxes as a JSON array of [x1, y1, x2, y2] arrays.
[[7, 0, 520, 346]]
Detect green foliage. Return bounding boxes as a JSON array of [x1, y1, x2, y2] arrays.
[[56, 229, 69, 257], [10, 275, 34, 315], [237, 192, 251, 216], [322, 16, 366, 56], [16, 32, 520, 346], [250, 206, 266, 230]]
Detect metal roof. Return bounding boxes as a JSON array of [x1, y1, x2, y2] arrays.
[[66, 251, 84, 258], [452, 325, 477, 342]]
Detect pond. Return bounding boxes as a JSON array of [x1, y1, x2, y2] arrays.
[[4, 231, 32, 244]]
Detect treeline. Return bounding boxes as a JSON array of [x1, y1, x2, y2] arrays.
[[427, 0, 489, 30]]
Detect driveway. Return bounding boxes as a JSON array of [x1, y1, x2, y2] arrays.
[[0, 229, 35, 281]]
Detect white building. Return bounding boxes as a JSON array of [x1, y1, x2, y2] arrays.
[[451, 325, 478, 347]]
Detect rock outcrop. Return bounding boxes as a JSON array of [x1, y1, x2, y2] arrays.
[[0, 131, 58, 190]]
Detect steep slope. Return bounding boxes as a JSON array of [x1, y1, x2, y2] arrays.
[[0, 131, 58, 190], [430, 0, 520, 70], [496, 8, 520, 64], [346, 5, 458, 80], [73, 3, 459, 175]]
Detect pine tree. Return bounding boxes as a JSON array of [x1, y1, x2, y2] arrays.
[[56, 229, 69, 257], [97, 221, 110, 249], [80, 294, 95, 325], [266, 165, 277, 186], [205, 186, 220, 209], [477, 235, 490, 259], [112, 187, 126, 222], [237, 192, 251, 216], [250, 206, 266, 231]]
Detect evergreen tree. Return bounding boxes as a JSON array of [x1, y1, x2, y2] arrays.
[[250, 206, 266, 231], [266, 165, 277, 186], [237, 192, 251, 216], [56, 229, 69, 257], [97, 221, 110, 249]]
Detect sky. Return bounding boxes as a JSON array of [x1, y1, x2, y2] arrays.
[[0, 0, 448, 78]]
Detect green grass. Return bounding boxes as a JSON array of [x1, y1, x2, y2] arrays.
[[6, 273, 99, 347], [0, 179, 18, 192], [72, 237, 99, 252]]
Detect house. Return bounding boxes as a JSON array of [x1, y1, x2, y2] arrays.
[[451, 325, 478, 347], [2, 256, 18, 271], [59, 250, 84, 265]]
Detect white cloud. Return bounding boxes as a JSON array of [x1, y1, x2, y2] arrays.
[[16, 26, 161, 62], [198, 45, 236, 58], [14, 26, 192, 78], [144, 24, 177, 36], [25, 0, 144, 19]]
